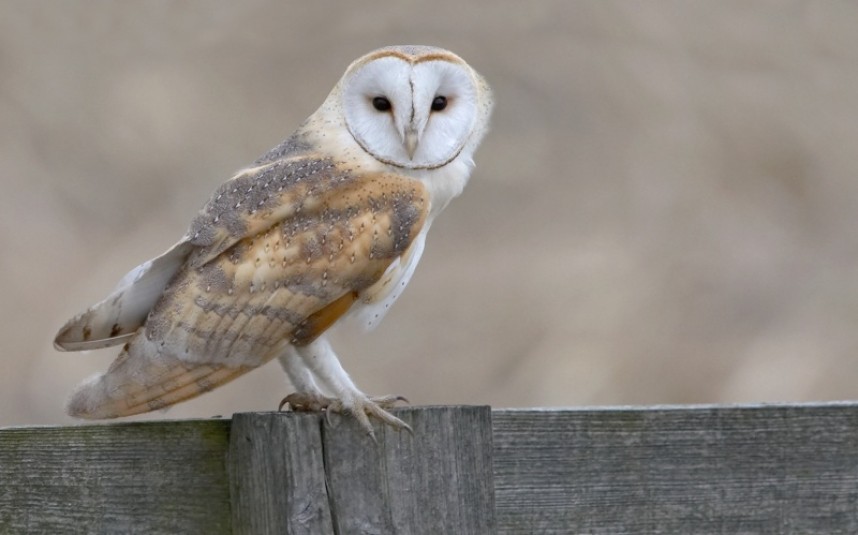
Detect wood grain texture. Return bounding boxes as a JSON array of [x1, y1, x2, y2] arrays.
[[322, 405, 495, 534], [0, 419, 231, 535], [7, 404, 858, 534], [228, 406, 495, 534], [228, 412, 333, 535], [492, 404, 858, 534]]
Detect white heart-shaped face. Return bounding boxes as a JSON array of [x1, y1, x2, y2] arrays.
[[342, 56, 479, 169]]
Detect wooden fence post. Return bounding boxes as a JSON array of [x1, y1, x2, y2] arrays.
[[228, 412, 332, 534], [228, 405, 495, 534]]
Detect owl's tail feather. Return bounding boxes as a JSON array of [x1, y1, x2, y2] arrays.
[[67, 336, 254, 419], [54, 240, 194, 352]]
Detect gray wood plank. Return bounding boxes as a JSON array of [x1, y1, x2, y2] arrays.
[[0, 419, 231, 535], [8, 404, 858, 534], [228, 412, 333, 535], [493, 404, 858, 534], [320, 405, 496, 535]]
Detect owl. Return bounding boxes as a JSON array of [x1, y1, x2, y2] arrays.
[[54, 45, 493, 435]]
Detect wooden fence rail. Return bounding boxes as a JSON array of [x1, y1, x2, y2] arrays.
[[2, 403, 858, 534]]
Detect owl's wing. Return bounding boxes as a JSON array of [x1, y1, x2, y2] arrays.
[[66, 156, 429, 418], [55, 144, 339, 351], [156, 160, 430, 357]]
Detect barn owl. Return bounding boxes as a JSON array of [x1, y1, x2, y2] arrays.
[[54, 45, 493, 435]]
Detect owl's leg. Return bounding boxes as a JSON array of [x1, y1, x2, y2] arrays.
[[292, 336, 410, 436], [276, 345, 333, 411]]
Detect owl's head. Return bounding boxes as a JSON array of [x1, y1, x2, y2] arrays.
[[333, 45, 493, 170]]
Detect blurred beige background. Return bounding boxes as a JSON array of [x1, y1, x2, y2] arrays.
[[3, 2, 858, 426]]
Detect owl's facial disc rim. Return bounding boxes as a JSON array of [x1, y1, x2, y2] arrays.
[[341, 56, 477, 170], [345, 109, 468, 171], [358, 140, 466, 171]]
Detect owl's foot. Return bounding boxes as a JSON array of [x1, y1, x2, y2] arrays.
[[279, 392, 411, 438], [279, 392, 332, 412]]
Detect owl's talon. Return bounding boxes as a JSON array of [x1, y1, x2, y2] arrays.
[[371, 394, 410, 409], [353, 397, 412, 435], [325, 399, 343, 427]]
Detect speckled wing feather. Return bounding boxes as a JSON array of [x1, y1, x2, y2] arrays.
[[65, 144, 429, 418]]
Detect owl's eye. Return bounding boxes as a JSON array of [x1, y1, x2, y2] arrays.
[[431, 96, 448, 111], [372, 96, 392, 112]]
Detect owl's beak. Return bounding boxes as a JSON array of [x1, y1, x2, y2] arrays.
[[404, 128, 419, 160]]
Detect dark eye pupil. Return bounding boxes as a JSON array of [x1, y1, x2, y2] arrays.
[[431, 96, 447, 111], [372, 96, 391, 111]]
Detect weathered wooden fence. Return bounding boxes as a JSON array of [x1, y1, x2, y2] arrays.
[[2, 403, 858, 533]]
